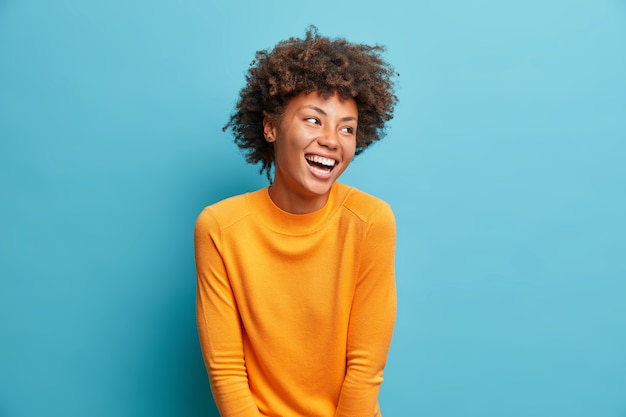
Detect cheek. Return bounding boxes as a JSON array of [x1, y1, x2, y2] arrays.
[[344, 141, 357, 160], [273, 140, 302, 168]]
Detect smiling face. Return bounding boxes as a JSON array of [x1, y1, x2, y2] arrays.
[[263, 91, 358, 214]]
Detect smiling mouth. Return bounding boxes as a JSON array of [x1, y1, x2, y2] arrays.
[[305, 154, 337, 174]]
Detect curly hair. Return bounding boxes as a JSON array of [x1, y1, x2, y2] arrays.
[[223, 26, 398, 180]]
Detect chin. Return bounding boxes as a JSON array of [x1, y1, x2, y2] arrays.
[[306, 179, 336, 196]]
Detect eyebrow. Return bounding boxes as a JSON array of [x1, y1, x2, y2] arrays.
[[302, 105, 358, 122]]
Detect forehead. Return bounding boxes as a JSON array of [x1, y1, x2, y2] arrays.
[[284, 90, 358, 117]]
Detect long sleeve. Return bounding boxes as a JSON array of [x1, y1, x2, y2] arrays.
[[194, 208, 262, 417], [195, 184, 396, 416], [335, 203, 397, 417]]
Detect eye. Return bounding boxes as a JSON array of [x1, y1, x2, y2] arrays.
[[305, 117, 320, 124], [341, 126, 355, 134]]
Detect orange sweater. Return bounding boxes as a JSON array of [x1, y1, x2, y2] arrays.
[[194, 182, 397, 417]]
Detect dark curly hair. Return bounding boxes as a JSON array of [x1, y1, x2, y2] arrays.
[[223, 26, 398, 180]]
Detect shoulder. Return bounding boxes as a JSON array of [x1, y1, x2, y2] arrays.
[[338, 183, 395, 226], [195, 188, 264, 232]]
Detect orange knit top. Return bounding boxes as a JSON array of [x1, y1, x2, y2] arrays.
[[194, 182, 397, 417]]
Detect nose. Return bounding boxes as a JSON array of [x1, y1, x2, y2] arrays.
[[317, 127, 339, 150]]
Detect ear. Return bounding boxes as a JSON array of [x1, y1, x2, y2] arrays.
[[263, 113, 277, 143]]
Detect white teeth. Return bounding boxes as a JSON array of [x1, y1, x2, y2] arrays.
[[306, 155, 336, 167]]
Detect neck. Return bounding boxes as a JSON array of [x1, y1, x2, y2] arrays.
[[267, 184, 330, 214]]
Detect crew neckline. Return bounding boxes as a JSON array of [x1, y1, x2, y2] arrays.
[[247, 182, 351, 235]]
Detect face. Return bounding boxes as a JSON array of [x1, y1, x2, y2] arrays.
[[264, 91, 358, 214]]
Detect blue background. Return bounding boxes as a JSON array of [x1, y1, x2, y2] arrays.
[[1, 1, 625, 416]]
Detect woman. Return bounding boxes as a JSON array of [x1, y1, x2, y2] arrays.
[[195, 26, 398, 417]]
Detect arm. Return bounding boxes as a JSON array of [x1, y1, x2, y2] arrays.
[[335, 203, 397, 417], [194, 208, 262, 417]]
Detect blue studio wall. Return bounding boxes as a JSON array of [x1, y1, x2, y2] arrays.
[[1, 1, 625, 416]]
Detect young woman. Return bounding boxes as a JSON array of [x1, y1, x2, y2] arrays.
[[194, 27, 398, 417]]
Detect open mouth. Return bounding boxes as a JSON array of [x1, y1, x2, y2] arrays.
[[305, 154, 337, 174]]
